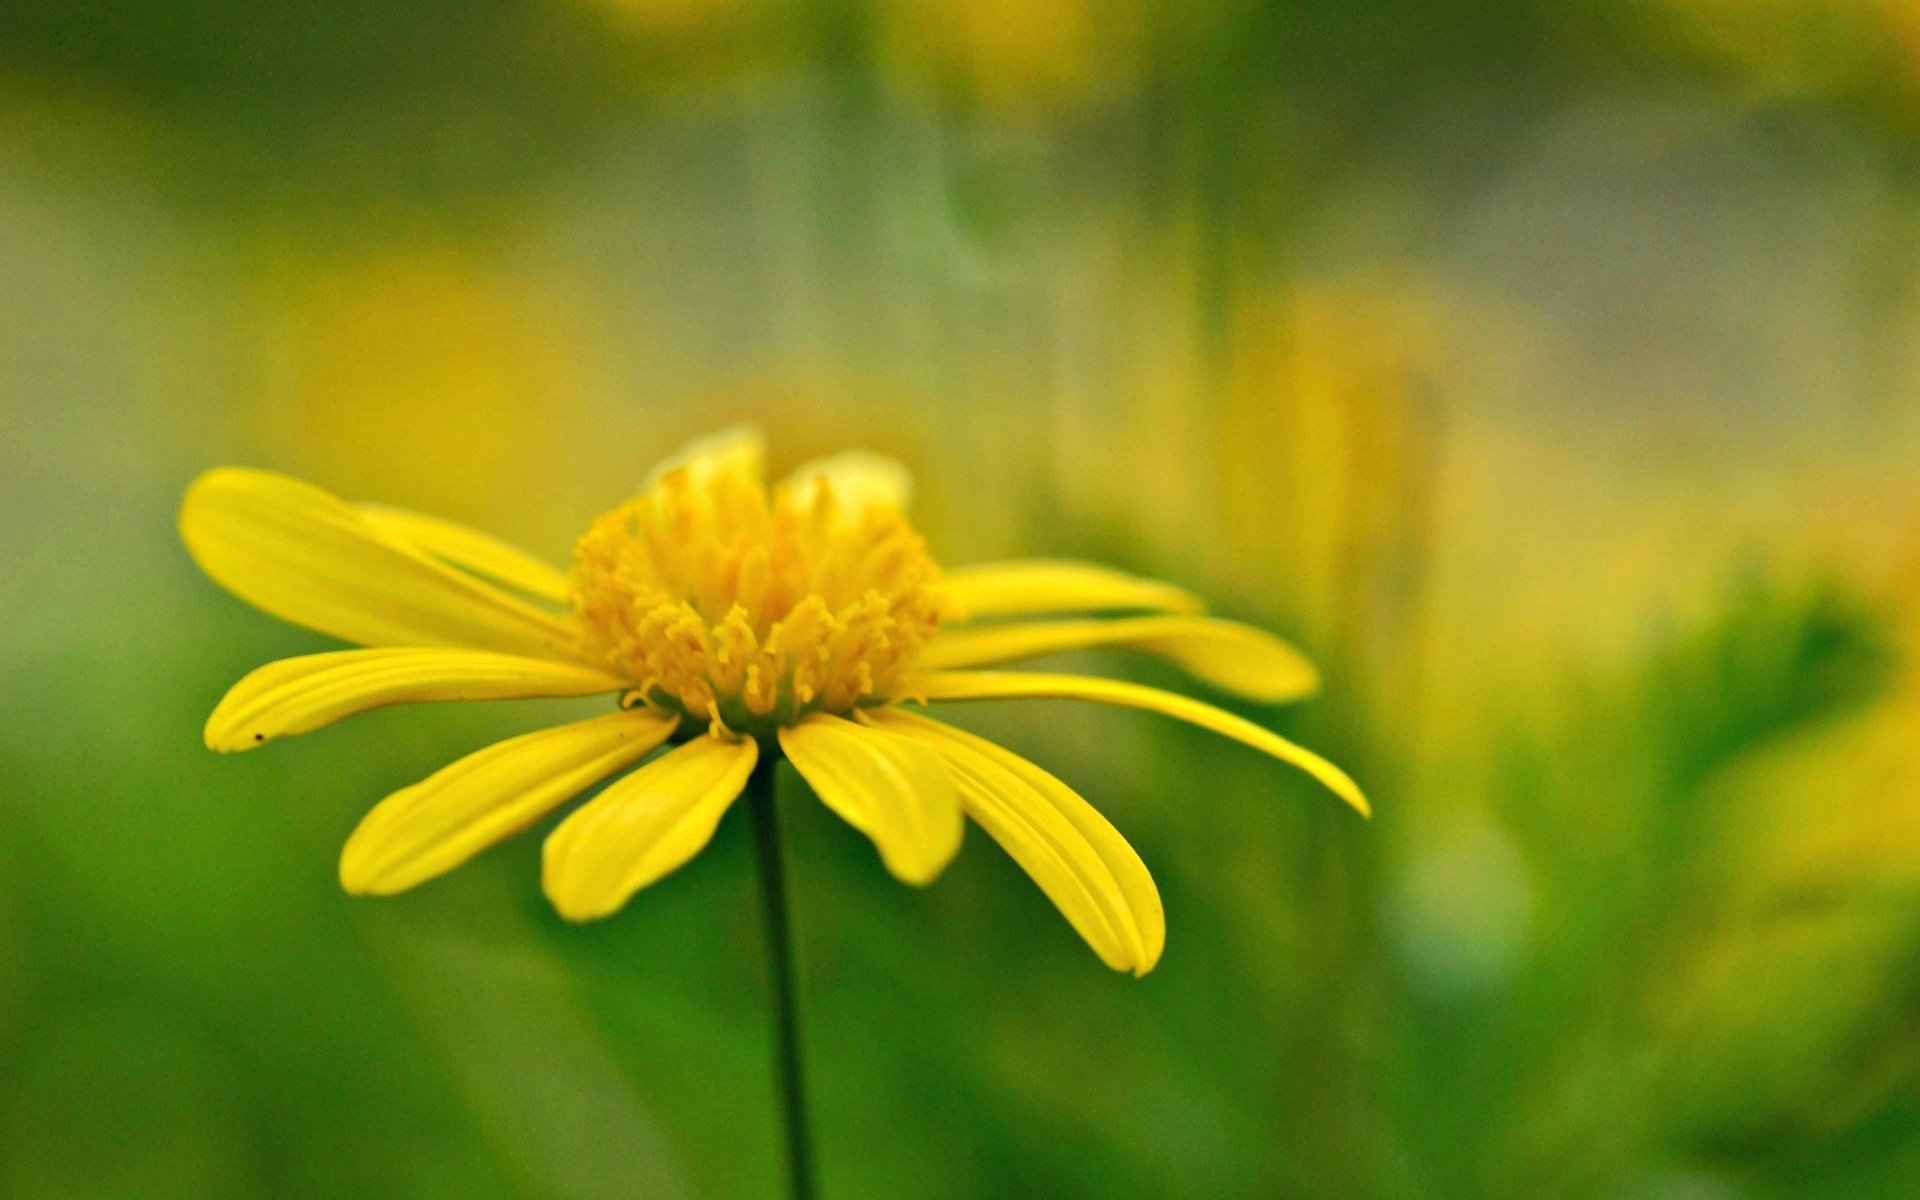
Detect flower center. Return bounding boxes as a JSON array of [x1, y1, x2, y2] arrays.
[[570, 464, 948, 738]]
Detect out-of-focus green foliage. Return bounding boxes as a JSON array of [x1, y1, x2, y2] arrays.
[[4, 0, 1920, 1197]]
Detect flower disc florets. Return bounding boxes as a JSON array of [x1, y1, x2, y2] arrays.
[[571, 463, 948, 739]]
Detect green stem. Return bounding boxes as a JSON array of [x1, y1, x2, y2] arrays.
[[746, 759, 817, 1200]]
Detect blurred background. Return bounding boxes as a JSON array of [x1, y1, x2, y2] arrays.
[[4, 1, 1920, 1196]]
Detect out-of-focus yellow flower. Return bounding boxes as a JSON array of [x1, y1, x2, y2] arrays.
[[1212, 281, 1443, 650], [1650, 0, 1920, 98], [246, 244, 589, 531], [180, 428, 1365, 974], [875, 0, 1147, 113], [590, 0, 761, 32]]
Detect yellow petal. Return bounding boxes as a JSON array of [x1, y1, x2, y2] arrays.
[[641, 425, 765, 490], [916, 616, 1320, 703], [903, 670, 1370, 817], [939, 560, 1205, 620], [339, 708, 678, 896], [358, 504, 570, 604], [870, 709, 1164, 974], [205, 648, 626, 752], [542, 735, 758, 921], [180, 468, 588, 662], [777, 712, 962, 885], [781, 450, 913, 515]]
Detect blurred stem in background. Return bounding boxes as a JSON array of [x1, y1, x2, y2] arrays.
[[747, 758, 817, 1200]]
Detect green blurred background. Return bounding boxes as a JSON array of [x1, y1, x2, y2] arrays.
[[5, 1, 1920, 1196]]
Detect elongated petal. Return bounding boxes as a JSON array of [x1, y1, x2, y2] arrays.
[[939, 560, 1204, 620], [778, 713, 962, 885], [206, 648, 626, 752], [542, 735, 758, 921], [782, 450, 913, 515], [339, 709, 678, 896], [870, 709, 1164, 974], [180, 468, 588, 662], [358, 504, 570, 604], [917, 616, 1319, 703], [641, 424, 765, 490], [904, 670, 1369, 817]]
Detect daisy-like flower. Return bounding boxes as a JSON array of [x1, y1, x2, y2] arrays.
[[181, 427, 1366, 975]]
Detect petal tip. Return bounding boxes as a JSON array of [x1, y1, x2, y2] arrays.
[[539, 842, 617, 923], [339, 828, 405, 896], [544, 888, 617, 924], [179, 466, 274, 534], [1251, 666, 1322, 706], [644, 425, 767, 490], [541, 850, 637, 921], [337, 857, 378, 896], [203, 716, 265, 753], [885, 856, 951, 888], [877, 822, 964, 886]]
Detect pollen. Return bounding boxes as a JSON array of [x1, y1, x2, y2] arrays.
[[570, 462, 949, 738]]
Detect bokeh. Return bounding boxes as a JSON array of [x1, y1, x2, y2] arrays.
[[5, 1, 1920, 1197]]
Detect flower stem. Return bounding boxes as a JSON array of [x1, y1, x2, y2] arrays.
[[746, 758, 817, 1200]]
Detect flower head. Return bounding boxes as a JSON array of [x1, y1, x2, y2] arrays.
[[181, 427, 1365, 974], [570, 438, 945, 735]]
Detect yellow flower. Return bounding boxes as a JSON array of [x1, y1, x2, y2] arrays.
[[180, 427, 1366, 974]]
